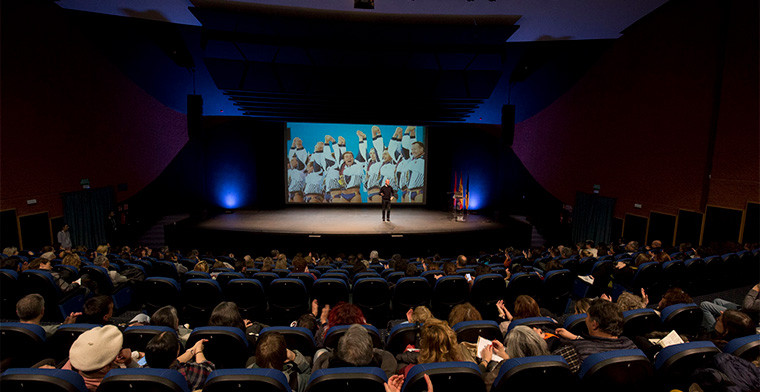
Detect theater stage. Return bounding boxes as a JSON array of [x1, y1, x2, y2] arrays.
[[168, 208, 531, 256]]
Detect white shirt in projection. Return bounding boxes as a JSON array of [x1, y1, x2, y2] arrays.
[[288, 168, 306, 193], [407, 156, 425, 189]]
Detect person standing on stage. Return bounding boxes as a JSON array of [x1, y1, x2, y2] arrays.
[[380, 179, 395, 222]]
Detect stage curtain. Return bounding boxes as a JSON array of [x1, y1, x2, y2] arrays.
[[572, 192, 615, 245], [62, 187, 114, 249]]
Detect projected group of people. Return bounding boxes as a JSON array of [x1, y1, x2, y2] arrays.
[[286, 125, 425, 204]]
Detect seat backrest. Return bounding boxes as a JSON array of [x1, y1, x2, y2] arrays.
[[151, 261, 179, 280], [622, 308, 661, 338], [0, 322, 47, 369], [252, 272, 280, 290], [660, 303, 701, 336], [182, 271, 210, 282], [306, 367, 387, 392], [432, 275, 470, 319], [654, 341, 720, 385], [323, 324, 383, 349], [402, 362, 486, 392], [267, 278, 309, 325], [123, 326, 177, 352], [287, 273, 316, 291], [385, 271, 405, 284], [579, 349, 654, 390], [392, 278, 431, 318], [187, 327, 249, 369], [386, 322, 421, 355], [224, 279, 266, 319], [48, 324, 100, 362], [1, 368, 87, 392], [507, 317, 557, 333], [419, 270, 442, 287], [563, 313, 588, 336], [311, 278, 349, 307], [99, 368, 189, 392], [204, 368, 291, 392], [723, 334, 760, 361], [259, 327, 316, 357], [491, 355, 574, 392], [452, 320, 502, 343], [352, 278, 391, 326], [215, 272, 244, 288]]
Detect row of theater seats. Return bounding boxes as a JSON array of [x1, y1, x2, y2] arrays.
[[3, 299, 755, 371], [3, 336, 759, 392]]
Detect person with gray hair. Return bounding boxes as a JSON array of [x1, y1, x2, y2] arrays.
[[479, 325, 550, 385], [16, 293, 79, 337], [312, 324, 396, 377], [93, 255, 128, 285], [3, 247, 19, 257]]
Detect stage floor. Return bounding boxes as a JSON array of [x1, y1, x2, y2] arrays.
[[170, 208, 531, 255], [195, 208, 502, 235]]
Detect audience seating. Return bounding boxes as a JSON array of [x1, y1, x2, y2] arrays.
[[420, 270, 443, 287], [385, 271, 405, 285], [402, 362, 486, 392], [661, 260, 686, 290], [491, 355, 575, 392], [452, 320, 502, 343], [660, 303, 702, 337], [311, 278, 349, 307], [47, 324, 99, 362], [99, 368, 189, 392], [703, 256, 723, 289], [391, 278, 431, 319], [181, 271, 210, 282], [0, 323, 47, 370], [187, 327, 249, 369], [224, 279, 267, 320], [563, 313, 588, 336], [504, 273, 542, 311], [252, 272, 280, 291], [431, 275, 470, 320], [622, 308, 661, 338], [143, 277, 180, 314], [541, 269, 573, 314], [181, 278, 222, 326], [267, 278, 309, 325], [322, 272, 350, 285], [654, 341, 720, 390], [386, 322, 421, 356], [352, 277, 391, 326], [123, 325, 177, 352], [469, 274, 506, 321], [506, 317, 557, 333], [288, 272, 316, 292], [52, 265, 78, 283], [352, 272, 380, 283], [78, 265, 132, 310], [579, 349, 654, 391], [323, 324, 383, 349], [630, 262, 661, 295], [204, 368, 291, 392], [215, 272, 244, 289], [0, 269, 19, 319], [19, 270, 86, 321], [0, 368, 87, 392], [306, 367, 387, 392], [151, 261, 180, 281], [723, 334, 760, 361], [259, 327, 316, 357], [576, 257, 597, 275]]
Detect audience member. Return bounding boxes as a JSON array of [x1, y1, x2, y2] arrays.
[[700, 283, 759, 330], [315, 302, 366, 347], [93, 255, 128, 285], [313, 324, 396, 377], [144, 332, 214, 390], [62, 325, 136, 391], [76, 295, 114, 325], [448, 303, 482, 327], [208, 301, 264, 346], [250, 332, 311, 392]]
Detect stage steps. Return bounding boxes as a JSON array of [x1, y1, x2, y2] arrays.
[[138, 214, 189, 249]]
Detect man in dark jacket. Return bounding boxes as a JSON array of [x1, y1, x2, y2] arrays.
[[379, 179, 395, 222]]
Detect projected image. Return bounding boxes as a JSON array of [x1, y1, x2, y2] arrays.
[[286, 123, 426, 204]]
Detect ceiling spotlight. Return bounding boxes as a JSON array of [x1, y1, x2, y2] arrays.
[[355, 0, 375, 9]]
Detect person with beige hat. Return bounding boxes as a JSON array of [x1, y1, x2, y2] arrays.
[[62, 325, 136, 391]]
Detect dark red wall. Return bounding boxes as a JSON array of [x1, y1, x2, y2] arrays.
[[1, 3, 188, 218], [512, 0, 759, 218]]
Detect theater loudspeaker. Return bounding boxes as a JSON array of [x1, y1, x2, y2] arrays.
[[187, 94, 203, 140], [502, 104, 515, 147]]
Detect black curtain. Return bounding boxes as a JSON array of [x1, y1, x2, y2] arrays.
[[62, 187, 114, 249], [572, 192, 615, 245]]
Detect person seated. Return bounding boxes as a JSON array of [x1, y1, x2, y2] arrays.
[[702, 310, 756, 350], [479, 325, 551, 385], [246, 332, 310, 392], [314, 302, 366, 348], [93, 255, 128, 285], [144, 332, 214, 390], [151, 305, 191, 344], [655, 287, 693, 314], [553, 299, 638, 373], [28, 257, 80, 293], [313, 324, 396, 378], [701, 283, 760, 331], [62, 325, 137, 391], [208, 301, 266, 346], [16, 294, 78, 337], [399, 319, 469, 376], [496, 295, 543, 334], [448, 303, 482, 327], [75, 295, 114, 325], [292, 256, 316, 279]]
